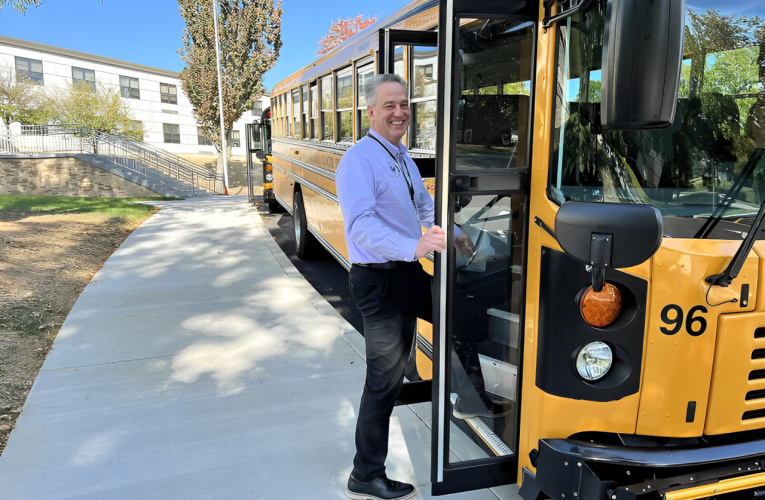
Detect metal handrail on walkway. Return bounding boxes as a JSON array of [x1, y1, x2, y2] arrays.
[[0, 123, 221, 195]]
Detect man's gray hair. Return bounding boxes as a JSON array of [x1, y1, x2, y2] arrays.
[[364, 74, 408, 107]]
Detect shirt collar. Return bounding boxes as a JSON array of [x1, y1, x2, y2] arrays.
[[368, 128, 408, 159]]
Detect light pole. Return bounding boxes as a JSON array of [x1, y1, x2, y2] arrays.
[[212, 0, 229, 194]]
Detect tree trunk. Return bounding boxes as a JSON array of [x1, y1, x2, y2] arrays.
[[214, 142, 233, 193], [215, 149, 226, 193]]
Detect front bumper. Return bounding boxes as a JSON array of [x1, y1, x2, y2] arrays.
[[522, 438, 765, 500]]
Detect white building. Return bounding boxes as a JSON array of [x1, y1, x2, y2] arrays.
[[0, 36, 270, 163]]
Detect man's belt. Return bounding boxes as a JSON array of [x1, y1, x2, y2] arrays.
[[353, 261, 415, 270]]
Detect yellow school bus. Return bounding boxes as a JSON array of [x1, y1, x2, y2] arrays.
[[255, 0, 765, 497]]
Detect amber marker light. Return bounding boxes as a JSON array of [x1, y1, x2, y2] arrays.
[[265, 164, 273, 172], [580, 282, 622, 328]]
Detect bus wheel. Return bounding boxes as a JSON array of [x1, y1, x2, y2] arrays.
[[293, 190, 319, 260]]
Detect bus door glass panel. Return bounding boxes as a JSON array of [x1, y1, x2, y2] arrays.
[[433, 11, 534, 494], [456, 20, 533, 170], [411, 45, 438, 152], [445, 18, 532, 464], [448, 192, 524, 463]]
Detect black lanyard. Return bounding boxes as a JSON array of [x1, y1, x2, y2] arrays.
[[367, 134, 417, 214]]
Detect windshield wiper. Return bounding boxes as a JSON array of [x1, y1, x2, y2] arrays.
[[706, 191, 765, 287], [695, 149, 765, 239]]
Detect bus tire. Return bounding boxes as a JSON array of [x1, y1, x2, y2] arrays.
[[293, 190, 319, 260]]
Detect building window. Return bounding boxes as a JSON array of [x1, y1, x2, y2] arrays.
[[120, 76, 140, 99], [198, 127, 213, 146], [160, 83, 177, 104], [72, 67, 95, 90], [336, 67, 353, 143], [228, 130, 240, 148], [320, 75, 333, 141], [356, 63, 374, 140], [253, 100, 263, 117], [16, 57, 43, 85], [163, 123, 180, 144]]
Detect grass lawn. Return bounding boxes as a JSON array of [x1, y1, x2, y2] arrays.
[[0, 195, 177, 222], [0, 194, 174, 456]]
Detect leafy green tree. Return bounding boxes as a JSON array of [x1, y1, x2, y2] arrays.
[[704, 46, 759, 129], [46, 81, 143, 139], [0, 66, 50, 125], [685, 9, 764, 98], [179, 0, 282, 174], [704, 47, 760, 96]]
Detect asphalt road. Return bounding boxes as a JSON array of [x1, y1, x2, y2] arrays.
[[257, 205, 364, 333]]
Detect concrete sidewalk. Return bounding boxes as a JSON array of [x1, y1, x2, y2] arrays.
[[0, 196, 519, 500]]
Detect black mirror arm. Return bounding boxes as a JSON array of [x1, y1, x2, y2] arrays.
[[706, 199, 765, 287], [534, 216, 558, 241], [534, 216, 609, 292]]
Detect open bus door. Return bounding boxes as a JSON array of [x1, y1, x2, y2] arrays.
[[431, 0, 536, 495], [246, 108, 277, 209], [381, 1, 537, 493], [245, 121, 263, 205]]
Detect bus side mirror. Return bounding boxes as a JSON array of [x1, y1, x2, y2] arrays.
[[555, 203, 663, 291], [601, 0, 686, 130], [255, 150, 266, 160]]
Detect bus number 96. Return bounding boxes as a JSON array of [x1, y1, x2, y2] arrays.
[[660, 304, 708, 336]]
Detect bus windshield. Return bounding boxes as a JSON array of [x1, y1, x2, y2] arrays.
[[549, 0, 765, 237]]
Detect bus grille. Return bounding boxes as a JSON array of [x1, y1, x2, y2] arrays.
[[705, 321, 765, 435], [743, 329, 765, 421]]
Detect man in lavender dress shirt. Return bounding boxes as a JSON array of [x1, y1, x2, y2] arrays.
[[336, 74, 472, 500]]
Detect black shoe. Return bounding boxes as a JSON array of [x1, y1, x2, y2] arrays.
[[451, 393, 513, 420], [346, 474, 417, 500]]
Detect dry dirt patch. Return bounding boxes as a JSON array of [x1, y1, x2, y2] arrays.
[[0, 209, 157, 456]]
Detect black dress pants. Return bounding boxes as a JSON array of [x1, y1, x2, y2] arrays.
[[349, 262, 432, 482]]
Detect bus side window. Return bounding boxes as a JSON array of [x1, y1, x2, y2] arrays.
[[356, 63, 374, 141], [411, 45, 438, 151], [320, 75, 334, 141]]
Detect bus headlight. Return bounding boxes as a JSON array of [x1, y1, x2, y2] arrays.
[[265, 173, 273, 181], [575, 342, 612, 381]]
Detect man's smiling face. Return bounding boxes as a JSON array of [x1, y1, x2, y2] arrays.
[[368, 81, 412, 145]]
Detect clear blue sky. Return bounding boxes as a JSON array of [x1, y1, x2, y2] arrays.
[[0, 0, 408, 90]]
